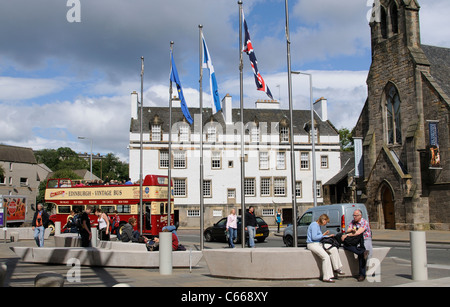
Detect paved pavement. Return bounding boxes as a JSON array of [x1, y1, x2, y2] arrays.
[[1, 228, 449, 289]]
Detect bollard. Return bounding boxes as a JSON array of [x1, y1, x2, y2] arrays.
[[91, 228, 98, 247], [0, 263, 7, 287], [410, 231, 428, 281], [35, 271, 65, 287], [159, 232, 173, 275], [55, 222, 61, 236]]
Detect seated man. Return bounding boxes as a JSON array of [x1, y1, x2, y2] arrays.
[[341, 209, 372, 282], [121, 217, 146, 243]]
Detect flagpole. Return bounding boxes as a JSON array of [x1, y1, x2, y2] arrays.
[[238, 0, 246, 248], [168, 41, 174, 227], [199, 25, 205, 251], [139, 56, 144, 235], [284, 0, 298, 247]]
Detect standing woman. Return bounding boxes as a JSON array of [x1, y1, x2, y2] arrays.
[[276, 209, 283, 233], [226, 208, 238, 248], [95, 208, 110, 241], [306, 214, 344, 283]]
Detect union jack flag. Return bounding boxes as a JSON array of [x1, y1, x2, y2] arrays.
[[242, 13, 273, 100]]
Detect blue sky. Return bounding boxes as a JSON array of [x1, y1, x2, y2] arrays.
[[0, 0, 449, 162]]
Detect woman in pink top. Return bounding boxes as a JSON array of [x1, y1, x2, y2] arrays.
[[226, 208, 238, 248]]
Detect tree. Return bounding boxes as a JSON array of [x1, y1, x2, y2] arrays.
[[93, 153, 129, 181], [339, 128, 354, 152], [35, 147, 87, 171]]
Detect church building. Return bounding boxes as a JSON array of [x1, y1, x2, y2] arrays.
[[354, 0, 450, 230]]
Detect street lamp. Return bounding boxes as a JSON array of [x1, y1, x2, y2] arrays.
[[78, 136, 93, 181], [291, 71, 317, 208]]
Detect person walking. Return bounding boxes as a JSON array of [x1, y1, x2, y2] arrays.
[[31, 203, 49, 247], [245, 206, 258, 248], [226, 208, 238, 248], [306, 214, 344, 283]]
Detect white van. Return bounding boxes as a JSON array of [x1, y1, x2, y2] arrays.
[[283, 203, 369, 247]]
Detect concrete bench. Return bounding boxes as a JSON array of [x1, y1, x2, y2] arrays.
[[97, 240, 148, 252], [203, 247, 390, 280], [0, 227, 51, 241], [10, 246, 203, 268], [54, 234, 117, 247]]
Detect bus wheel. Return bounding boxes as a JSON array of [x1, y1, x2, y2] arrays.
[[48, 223, 56, 236]]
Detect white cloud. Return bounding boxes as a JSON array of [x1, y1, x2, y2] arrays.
[[420, 0, 450, 48], [0, 77, 66, 101], [0, 94, 130, 159]]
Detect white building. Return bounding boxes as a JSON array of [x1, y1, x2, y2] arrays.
[[129, 92, 342, 228]]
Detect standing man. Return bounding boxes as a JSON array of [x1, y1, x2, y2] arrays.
[[80, 206, 93, 247], [32, 203, 49, 247], [245, 206, 258, 248]]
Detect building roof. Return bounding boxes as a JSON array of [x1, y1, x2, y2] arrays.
[[131, 106, 339, 137], [422, 44, 450, 99], [324, 151, 355, 186], [0, 144, 37, 164]]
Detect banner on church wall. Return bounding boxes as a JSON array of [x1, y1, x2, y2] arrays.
[[428, 121, 441, 169], [354, 138, 363, 178]]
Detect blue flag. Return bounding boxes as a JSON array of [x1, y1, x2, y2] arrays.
[[170, 52, 193, 125], [202, 33, 221, 114]]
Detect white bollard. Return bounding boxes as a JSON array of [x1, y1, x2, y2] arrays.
[[159, 232, 173, 275], [55, 222, 61, 236], [91, 228, 98, 247], [410, 231, 428, 281]]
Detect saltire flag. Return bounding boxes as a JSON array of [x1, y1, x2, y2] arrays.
[[242, 12, 274, 100], [170, 52, 193, 125], [202, 33, 222, 114]]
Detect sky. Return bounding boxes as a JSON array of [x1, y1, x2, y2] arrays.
[[0, 0, 449, 162]]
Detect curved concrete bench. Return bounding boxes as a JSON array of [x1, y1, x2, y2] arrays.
[[203, 247, 390, 280], [54, 234, 118, 247], [10, 246, 203, 268], [0, 228, 51, 241]]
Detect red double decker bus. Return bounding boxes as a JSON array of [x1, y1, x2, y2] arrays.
[[45, 175, 174, 237]]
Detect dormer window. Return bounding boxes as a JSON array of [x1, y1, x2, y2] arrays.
[[151, 125, 161, 141], [280, 127, 289, 143], [178, 124, 190, 142]]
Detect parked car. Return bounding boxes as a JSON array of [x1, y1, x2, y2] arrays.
[[283, 203, 369, 247], [204, 216, 269, 243]]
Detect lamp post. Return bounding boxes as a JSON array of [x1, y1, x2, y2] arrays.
[[78, 136, 93, 181], [292, 71, 317, 208]]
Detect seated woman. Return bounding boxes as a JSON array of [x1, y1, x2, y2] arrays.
[[306, 214, 344, 283]]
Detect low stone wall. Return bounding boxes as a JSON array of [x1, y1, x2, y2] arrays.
[[0, 227, 51, 241], [203, 247, 390, 280], [10, 246, 203, 268]]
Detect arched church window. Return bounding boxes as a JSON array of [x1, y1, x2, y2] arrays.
[[390, 2, 399, 34], [381, 6, 388, 39], [386, 85, 402, 145]]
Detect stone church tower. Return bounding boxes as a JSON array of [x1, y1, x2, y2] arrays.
[[354, 0, 450, 230]]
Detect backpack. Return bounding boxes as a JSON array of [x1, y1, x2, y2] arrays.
[[343, 233, 365, 248], [73, 213, 83, 230], [320, 236, 341, 250]]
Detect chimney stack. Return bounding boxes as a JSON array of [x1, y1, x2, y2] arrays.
[[131, 91, 138, 120], [313, 97, 328, 121]]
